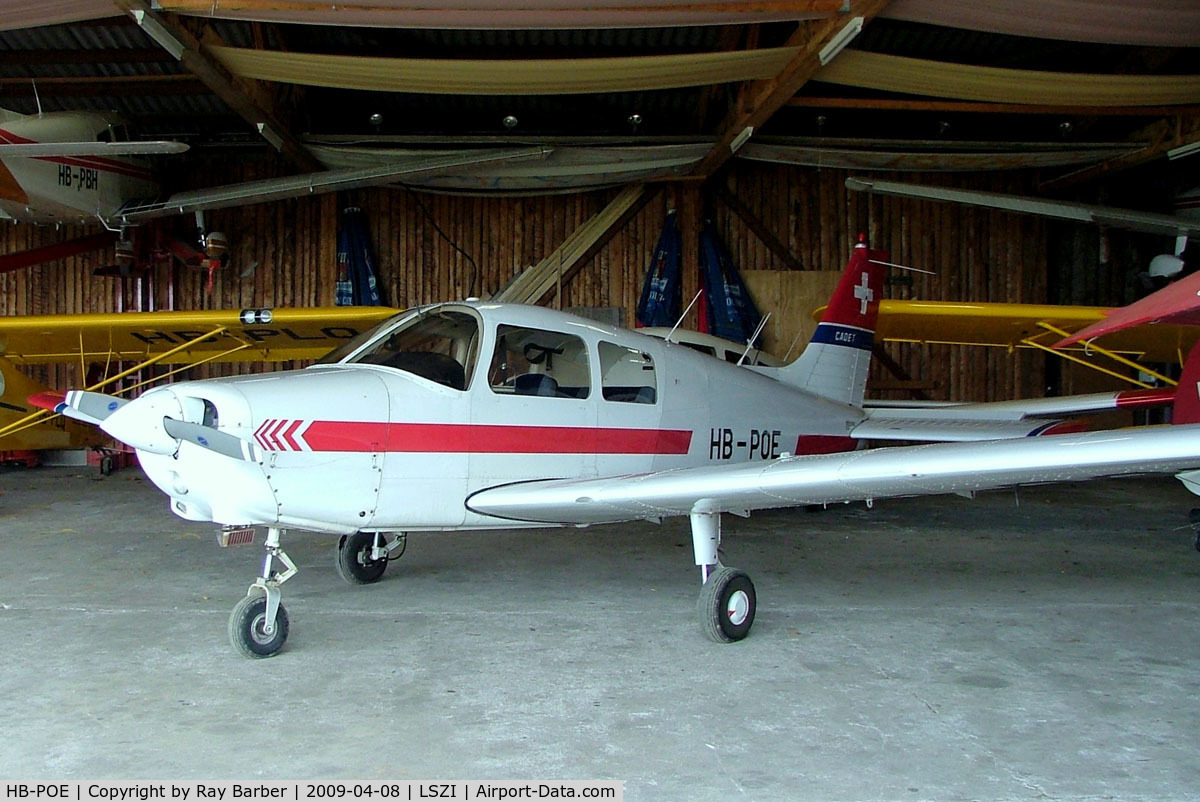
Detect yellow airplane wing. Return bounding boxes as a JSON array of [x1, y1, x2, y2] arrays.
[[0, 306, 401, 452], [868, 300, 1200, 365], [0, 306, 400, 367]]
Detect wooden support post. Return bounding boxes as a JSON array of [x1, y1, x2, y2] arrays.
[[677, 185, 703, 330]]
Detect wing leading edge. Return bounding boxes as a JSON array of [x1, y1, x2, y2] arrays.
[[466, 424, 1200, 525]]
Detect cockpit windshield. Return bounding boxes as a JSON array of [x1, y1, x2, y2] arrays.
[[315, 309, 480, 391]]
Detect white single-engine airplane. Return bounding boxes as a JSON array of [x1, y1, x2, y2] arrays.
[[0, 106, 546, 273], [35, 237, 1200, 657]]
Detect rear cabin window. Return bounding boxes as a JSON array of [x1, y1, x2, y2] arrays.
[[341, 310, 479, 391], [488, 325, 590, 399], [599, 341, 657, 404]]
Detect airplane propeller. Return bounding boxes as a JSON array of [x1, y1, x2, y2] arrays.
[[57, 391, 129, 425], [38, 388, 261, 462], [162, 417, 262, 462]]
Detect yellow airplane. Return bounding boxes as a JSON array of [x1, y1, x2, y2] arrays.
[[0, 306, 397, 454], [869, 299, 1200, 389]]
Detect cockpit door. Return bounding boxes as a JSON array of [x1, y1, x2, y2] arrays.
[[469, 323, 597, 491]]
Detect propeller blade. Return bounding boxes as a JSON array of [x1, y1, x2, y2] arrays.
[[59, 391, 128, 425], [162, 418, 262, 462]]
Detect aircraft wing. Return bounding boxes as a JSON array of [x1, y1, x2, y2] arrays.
[[1057, 269, 1200, 348], [0, 306, 399, 366], [113, 146, 550, 223], [867, 299, 1200, 365], [466, 424, 1200, 525], [0, 141, 189, 157], [846, 177, 1200, 237]]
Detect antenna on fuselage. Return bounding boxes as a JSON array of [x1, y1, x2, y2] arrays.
[[664, 290, 703, 344], [736, 313, 771, 366], [31, 79, 42, 117]]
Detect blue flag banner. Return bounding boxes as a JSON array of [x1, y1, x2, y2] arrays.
[[699, 221, 762, 346], [636, 210, 681, 327], [336, 207, 382, 306]]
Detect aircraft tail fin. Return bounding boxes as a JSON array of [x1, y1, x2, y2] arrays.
[[0, 358, 104, 451], [775, 235, 889, 407], [1174, 341, 1200, 424]]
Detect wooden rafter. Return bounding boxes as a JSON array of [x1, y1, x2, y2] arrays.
[[0, 74, 207, 97], [787, 96, 1200, 118], [116, 0, 321, 172], [689, 0, 893, 179], [711, 182, 805, 271], [0, 48, 175, 66], [1040, 114, 1200, 191]]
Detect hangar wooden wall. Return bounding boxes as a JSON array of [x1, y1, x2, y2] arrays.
[[0, 155, 1143, 402]]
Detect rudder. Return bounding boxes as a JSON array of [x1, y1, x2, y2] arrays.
[[776, 235, 888, 407]]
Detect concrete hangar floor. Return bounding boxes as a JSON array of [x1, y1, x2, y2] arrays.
[[1, 466, 1199, 800]]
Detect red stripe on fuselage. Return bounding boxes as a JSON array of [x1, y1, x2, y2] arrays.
[[294, 421, 693, 455], [795, 435, 855, 455]]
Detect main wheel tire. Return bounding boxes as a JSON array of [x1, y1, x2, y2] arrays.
[[698, 566, 756, 643], [228, 594, 289, 658], [336, 532, 389, 585]]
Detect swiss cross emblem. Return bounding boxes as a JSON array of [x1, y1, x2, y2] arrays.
[[853, 272, 874, 315]]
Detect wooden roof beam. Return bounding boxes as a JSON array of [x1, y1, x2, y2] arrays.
[[1039, 114, 1200, 192], [689, 0, 892, 180], [117, 0, 322, 172], [788, 96, 1200, 117], [0, 74, 208, 97]]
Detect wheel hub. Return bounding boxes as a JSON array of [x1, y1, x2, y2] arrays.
[[727, 590, 750, 626]]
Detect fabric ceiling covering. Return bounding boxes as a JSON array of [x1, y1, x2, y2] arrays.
[[813, 50, 1200, 106], [209, 44, 800, 94], [0, 0, 119, 31], [884, 0, 1200, 47], [163, 0, 832, 28]]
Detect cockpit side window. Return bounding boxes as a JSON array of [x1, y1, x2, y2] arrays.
[[488, 325, 590, 399], [599, 341, 657, 404], [334, 310, 479, 391]]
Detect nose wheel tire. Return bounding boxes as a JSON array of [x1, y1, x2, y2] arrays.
[[698, 566, 756, 643], [228, 594, 289, 658], [336, 532, 389, 584]]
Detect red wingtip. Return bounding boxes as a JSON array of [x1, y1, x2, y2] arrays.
[[27, 390, 66, 412]]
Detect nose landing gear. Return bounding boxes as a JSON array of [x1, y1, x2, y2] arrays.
[[228, 526, 297, 658]]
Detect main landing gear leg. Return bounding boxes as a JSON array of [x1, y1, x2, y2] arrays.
[[691, 510, 756, 643], [228, 526, 298, 658], [336, 531, 406, 584]]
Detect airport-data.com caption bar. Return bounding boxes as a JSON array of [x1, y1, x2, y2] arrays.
[[3, 784, 622, 802]]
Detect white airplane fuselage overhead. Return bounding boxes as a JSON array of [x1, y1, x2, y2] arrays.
[[133, 301, 865, 533], [0, 110, 158, 223]]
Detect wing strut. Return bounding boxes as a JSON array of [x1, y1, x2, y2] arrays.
[[0, 326, 233, 440]]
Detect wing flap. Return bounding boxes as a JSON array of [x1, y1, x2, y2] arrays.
[[850, 416, 1065, 441], [466, 425, 1200, 524]]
